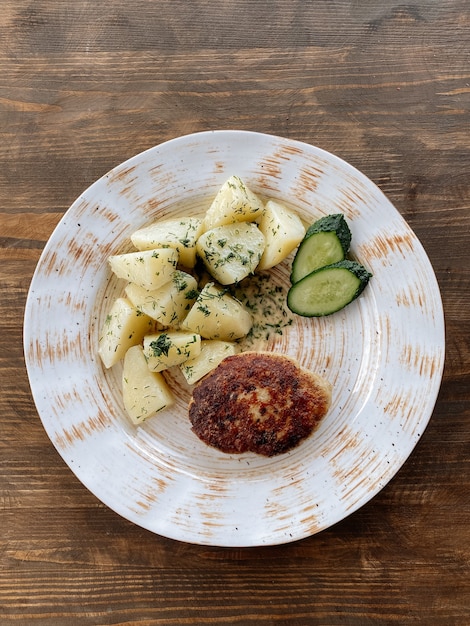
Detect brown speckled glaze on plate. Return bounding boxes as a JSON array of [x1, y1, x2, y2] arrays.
[[24, 131, 445, 546]]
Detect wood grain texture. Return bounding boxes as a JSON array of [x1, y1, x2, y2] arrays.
[[1, 0, 469, 624]]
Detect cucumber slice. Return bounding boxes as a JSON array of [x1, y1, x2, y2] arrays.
[[287, 260, 372, 317], [290, 214, 352, 283]]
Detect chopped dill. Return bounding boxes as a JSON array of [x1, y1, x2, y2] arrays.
[[149, 334, 172, 357], [185, 288, 199, 300], [197, 303, 211, 317], [172, 272, 188, 292]]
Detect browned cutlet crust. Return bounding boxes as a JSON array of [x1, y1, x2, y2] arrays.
[[189, 351, 332, 456]]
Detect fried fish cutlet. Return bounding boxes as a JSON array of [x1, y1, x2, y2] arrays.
[[188, 351, 332, 456]]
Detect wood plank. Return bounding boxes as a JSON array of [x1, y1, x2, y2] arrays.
[[1, 0, 468, 623]]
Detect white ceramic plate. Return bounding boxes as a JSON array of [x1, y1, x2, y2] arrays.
[[24, 131, 445, 546]]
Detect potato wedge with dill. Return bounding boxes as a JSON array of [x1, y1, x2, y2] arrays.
[[257, 199, 305, 270], [122, 345, 174, 424], [131, 217, 203, 268], [98, 297, 154, 369], [202, 175, 264, 232], [125, 270, 198, 327], [196, 222, 265, 285], [108, 248, 178, 291], [143, 331, 201, 372], [181, 282, 252, 341], [180, 340, 240, 385]]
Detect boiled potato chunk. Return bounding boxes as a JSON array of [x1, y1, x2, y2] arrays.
[[122, 345, 174, 424], [125, 271, 198, 327], [131, 217, 203, 268], [180, 282, 252, 340], [180, 340, 240, 385], [98, 297, 154, 369], [197, 222, 265, 285], [143, 331, 201, 372], [257, 199, 306, 270], [202, 175, 264, 231], [109, 248, 178, 291]]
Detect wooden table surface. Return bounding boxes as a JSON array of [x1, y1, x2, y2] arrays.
[[1, 1, 469, 624]]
